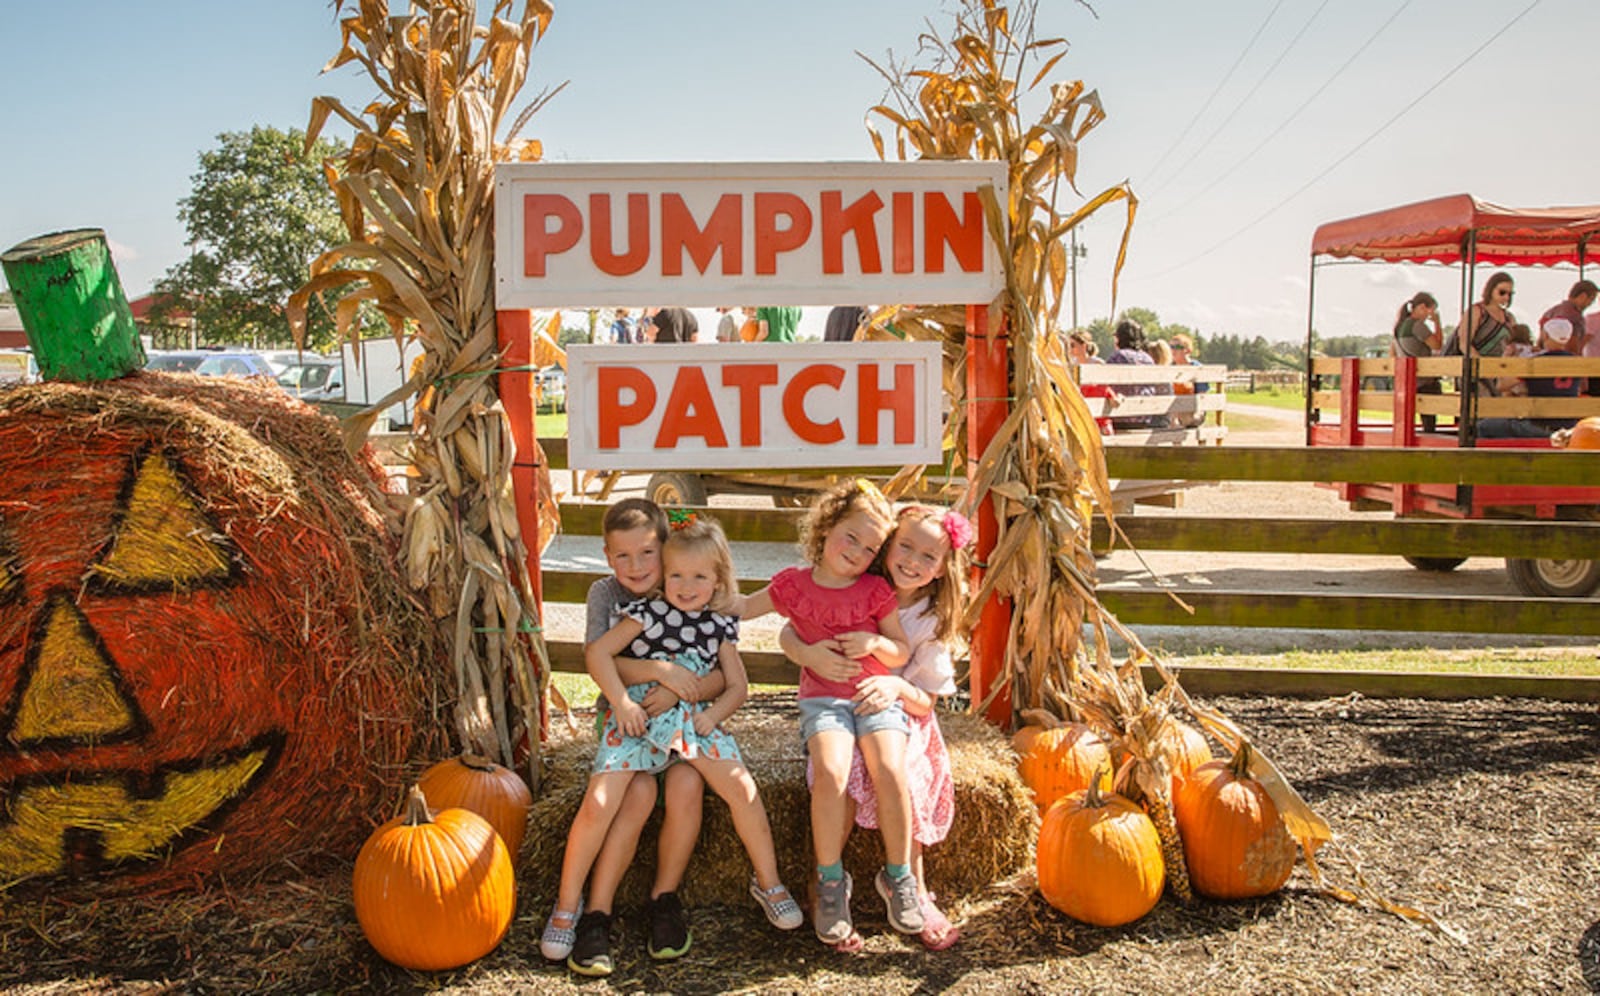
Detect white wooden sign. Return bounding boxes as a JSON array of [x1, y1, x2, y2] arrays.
[[565, 342, 945, 471], [494, 161, 1007, 308]]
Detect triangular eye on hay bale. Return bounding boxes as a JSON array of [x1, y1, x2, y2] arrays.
[[0, 376, 452, 896]]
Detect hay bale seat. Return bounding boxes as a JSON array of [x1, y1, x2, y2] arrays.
[[522, 693, 1036, 910]]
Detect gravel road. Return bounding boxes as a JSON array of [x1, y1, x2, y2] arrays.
[[542, 401, 1595, 655]]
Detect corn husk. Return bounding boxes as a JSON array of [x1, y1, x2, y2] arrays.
[[288, 0, 562, 787]]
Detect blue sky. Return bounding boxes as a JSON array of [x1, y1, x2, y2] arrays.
[[3, 0, 1596, 343]]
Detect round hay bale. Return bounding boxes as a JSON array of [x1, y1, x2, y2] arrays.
[[0, 375, 450, 895], [523, 694, 1035, 910]]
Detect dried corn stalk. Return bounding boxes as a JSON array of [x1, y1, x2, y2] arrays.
[[865, 0, 1333, 890], [288, 0, 563, 788]]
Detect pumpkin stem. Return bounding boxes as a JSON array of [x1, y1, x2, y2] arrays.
[[1081, 764, 1113, 809], [459, 752, 495, 771], [1229, 741, 1255, 780], [402, 784, 435, 826]]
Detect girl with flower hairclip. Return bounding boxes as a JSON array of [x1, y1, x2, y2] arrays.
[[780, 502, 973, 951]]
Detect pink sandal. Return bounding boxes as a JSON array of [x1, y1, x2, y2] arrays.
[[918, 895, 958, 951]]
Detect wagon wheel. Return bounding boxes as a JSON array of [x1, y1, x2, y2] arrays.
[[646, 472, 708, 507], [1504, 557, 1600, 598], [1403, 556, 1468, 572]]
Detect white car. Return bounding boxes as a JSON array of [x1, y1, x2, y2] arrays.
[[276, 357, 345, 402]]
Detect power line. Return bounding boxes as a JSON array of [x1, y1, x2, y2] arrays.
[[1151, 0, 1413, 223], [1146, 0, 1332, 201], [1141, 0, 1287, 190], [1139, 0, 1545, 281]]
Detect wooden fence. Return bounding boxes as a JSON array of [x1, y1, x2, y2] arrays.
[[490, 437, 1599, 703]]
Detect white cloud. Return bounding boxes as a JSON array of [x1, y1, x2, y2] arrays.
[[107, 239, 140, 262], [1283, 274, 1309, 292], [1363, 267, 1424, 290]]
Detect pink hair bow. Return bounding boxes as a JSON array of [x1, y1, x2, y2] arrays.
[[941, 511, 974, 551]]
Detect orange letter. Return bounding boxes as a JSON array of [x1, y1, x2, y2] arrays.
[[596, 366, 656, 449], [892, 191, 915, 274], [924, 191, 984, 274], [857, 362, 917, 445], [523, 194, 582, 276], [590, 193, 650, 276], [820, 190, 884, 275], [655, 368, 729, 449], [722, 364, 779, 446], [754, 192, 813, 275], [782, 364, 845, 445], [662, 193, 743, 275]]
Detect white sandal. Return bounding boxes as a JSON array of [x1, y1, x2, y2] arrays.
[[750, 877, 803, 930], [539, 897, 584, 960]]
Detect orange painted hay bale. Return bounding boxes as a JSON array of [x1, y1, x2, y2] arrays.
[[0, 374, 450, 896]]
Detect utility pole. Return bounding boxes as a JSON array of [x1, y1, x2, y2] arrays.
[[1069, 229, 1088, 329]]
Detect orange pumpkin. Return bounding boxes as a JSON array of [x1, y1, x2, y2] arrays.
[[353, 785, 515, 971], [1017, 722, 1112, 814], [1162, 720, 1214, 789], [1173, 742, 1298, 899], [416, 753, 533, 856], [1037, 778, 1165, 927], [1567, 416, 1600, 450], [0, 380, 442, 894]]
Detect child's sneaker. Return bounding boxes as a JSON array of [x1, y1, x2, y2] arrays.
[[918, 893, 959, 951], [813, 872, 854, 945], [567, 910, 613, 977], [749, 877, 803, 930], [875, 868, 925, 934], [538, 899, 583, 961], [646, 891, 692, 960]]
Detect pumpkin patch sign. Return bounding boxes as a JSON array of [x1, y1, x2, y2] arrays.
[[0, 378, 448, 894]]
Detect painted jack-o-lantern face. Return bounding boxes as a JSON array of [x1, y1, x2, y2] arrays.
[[0, 409, 427, 893]]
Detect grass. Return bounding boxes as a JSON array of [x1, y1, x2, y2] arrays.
[[535, 409, 567, 438], [1165, 645, 1600, 677], [1225, 386, 1306, 411]]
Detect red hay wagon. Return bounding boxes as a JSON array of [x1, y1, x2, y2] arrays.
[[1306, 194, 1600, 597]]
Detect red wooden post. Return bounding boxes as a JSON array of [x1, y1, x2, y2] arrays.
[[966, 303, 1013, 727], [1337, 357, 1361, 502], [1393, 355, 1418, 515], [496, 309, 543, 605]]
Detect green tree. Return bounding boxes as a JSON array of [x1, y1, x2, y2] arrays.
[[155, 126, 349, 348]]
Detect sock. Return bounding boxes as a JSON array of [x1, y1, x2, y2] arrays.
[[885, 862, 911, 881], [817, 862, 845, 882]]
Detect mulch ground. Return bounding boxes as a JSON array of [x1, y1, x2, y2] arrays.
[[3, 693, 1597, 995]]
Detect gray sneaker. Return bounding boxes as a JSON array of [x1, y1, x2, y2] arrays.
[[813, 873, 853, 945], [875, 869, 925, 934]]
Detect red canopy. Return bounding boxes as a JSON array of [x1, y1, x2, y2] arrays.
[[1311, 193, 1600, 267]]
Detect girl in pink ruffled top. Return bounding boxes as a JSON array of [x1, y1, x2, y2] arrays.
[[739, 479, 919, 946], [783, 504, 971, 951]]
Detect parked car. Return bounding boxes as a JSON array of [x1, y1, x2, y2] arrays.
[[194, 351, 276, 379], [144, 350, 209, 373], [538, 365, 566, 412], [0, 349, 38, 384], [276, 356, 345, 402]]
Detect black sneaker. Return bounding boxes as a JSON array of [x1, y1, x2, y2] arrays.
[[567, 910, 613, 977], [647, 891, 692, 960]]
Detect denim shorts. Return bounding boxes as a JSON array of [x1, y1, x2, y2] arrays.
[[799, 695, 910, 743]]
